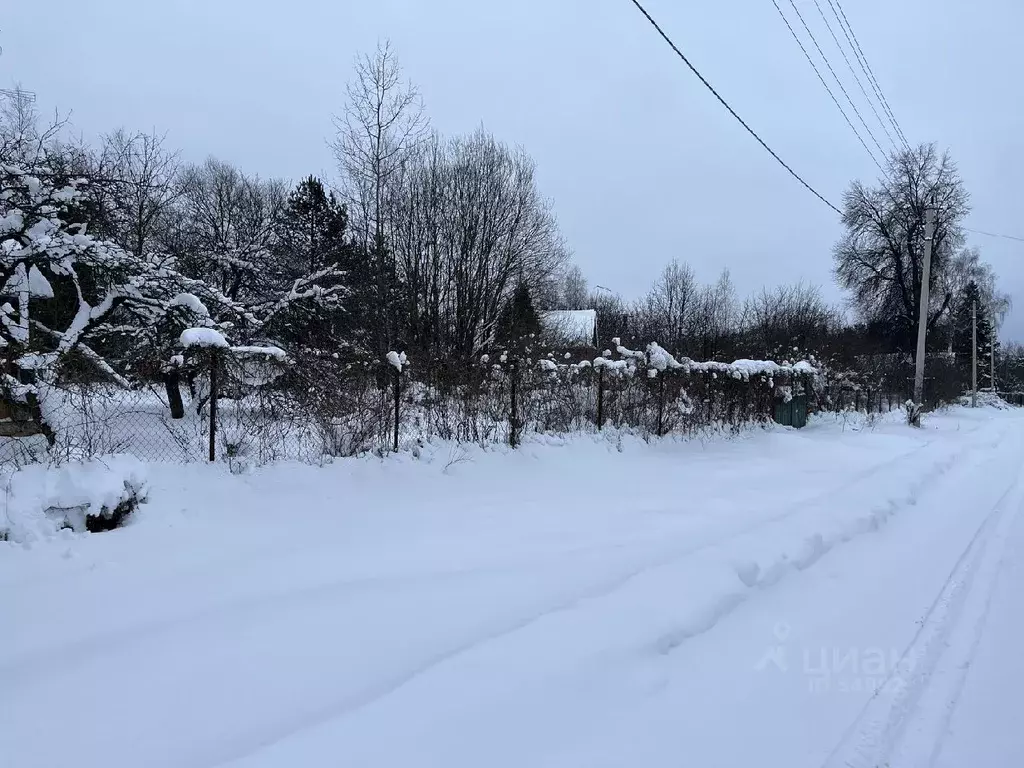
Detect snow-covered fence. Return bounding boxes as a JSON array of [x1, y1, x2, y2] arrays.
[[5, 339, 946, 468]]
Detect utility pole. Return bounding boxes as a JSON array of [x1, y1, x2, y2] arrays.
[[990, 318, 996, 394], [972, 299, 977, 407], [913, 205, 938, 408]]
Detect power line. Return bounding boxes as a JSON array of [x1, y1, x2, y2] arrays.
[[809, 0, 898, 153], [771, 0, 883, 172], [965, 227, 1024, 244], [827, 0, 910, 149], [626, 0, 842, 215], [0, 88, 35, 102], [782, 0, 889, 162]]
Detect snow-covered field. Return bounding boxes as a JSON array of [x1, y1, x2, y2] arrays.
[[3, 406, 1023, 767]]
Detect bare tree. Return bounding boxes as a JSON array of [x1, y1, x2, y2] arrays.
[[173, 158, 286, 302], [332, 41, 428, 248], [387, 128, 568, 362], [690, 268, 739, 360], [834, 143, 970, 349], [332, 41, 429, 354], [0, 88, 66, 168], [634, 259, 698, 354], [741, 282, 840, 355], [95, 129, 181, 258], [559, 265, 589, 309]]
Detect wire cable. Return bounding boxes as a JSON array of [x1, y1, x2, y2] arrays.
[[827, 0, 910, 149], [771, 0, 883, 171], [626, 0, 843, 215], [965, 227, 1024, 244], [810, 0, 898, 153], [783, 0, 889, 161]]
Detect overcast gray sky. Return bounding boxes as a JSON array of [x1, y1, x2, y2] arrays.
[[4, 0, 1022, 337]]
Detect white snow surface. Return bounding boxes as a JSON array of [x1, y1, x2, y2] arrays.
[[180, 327, 229, 349], [3, 406, 1024, 768]]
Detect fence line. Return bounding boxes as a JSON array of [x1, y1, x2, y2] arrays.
[[0, 346, 991, 468]]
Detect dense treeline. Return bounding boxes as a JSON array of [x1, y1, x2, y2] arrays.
[[0, 41, 1016, 426]]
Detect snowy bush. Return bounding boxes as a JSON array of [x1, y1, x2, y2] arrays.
[[2, 455, 148, 542]]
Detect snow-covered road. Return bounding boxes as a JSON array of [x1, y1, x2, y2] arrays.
[[3, 407, 1022, 767]]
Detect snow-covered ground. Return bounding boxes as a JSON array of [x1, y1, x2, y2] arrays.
[[3, 406, 1023, 767]]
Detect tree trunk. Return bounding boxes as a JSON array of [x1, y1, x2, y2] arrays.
[[164, 371, 185, 419]]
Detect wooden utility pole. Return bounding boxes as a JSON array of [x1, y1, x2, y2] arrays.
[[912, 205, 938, 408], [991, 326, 996, 394], [972, 300, 978, 407]]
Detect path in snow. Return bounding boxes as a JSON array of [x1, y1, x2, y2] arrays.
[[2, 408, 1021, 768]]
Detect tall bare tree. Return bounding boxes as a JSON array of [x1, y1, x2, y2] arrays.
[[387, 128, 567, 362], [834, 143, 970, 350], [633, 259, 698, 354], [173, 158, 286, 303], [95, 129, 181, 258], [332, 41, 428, 249], [332, 41, 429, 354], [558, 265, 589, 310]]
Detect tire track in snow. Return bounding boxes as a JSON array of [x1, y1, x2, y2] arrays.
[[1, 427, 960, 689], [820, 435, 1024, 768], [204, 425, 1010, 768]]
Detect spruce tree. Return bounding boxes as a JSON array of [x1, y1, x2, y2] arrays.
[[496, 282, 542, 352], [952, 281, 995, 389], [269, 176, 356, 351], [273, 176, 349, 281]]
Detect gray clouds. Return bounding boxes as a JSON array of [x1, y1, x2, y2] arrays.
[[3, 0, 1021, 335]]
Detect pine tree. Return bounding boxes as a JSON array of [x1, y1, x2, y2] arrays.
[[269, 177, 356, 351], [952, 280, 995, 389], [495, 282, 541, 352], [273, 177, 350, 281]]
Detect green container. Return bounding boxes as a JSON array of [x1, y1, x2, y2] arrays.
[[774, 394, 808, 428]]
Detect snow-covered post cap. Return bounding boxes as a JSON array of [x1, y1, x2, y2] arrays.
[[385, 350, 408, 372], [179, 328, 229, 349]]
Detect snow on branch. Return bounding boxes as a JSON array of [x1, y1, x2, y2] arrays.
[[230, 345, 287, 361], [168, 293, 210, 317], [250, 264, 347, 330]]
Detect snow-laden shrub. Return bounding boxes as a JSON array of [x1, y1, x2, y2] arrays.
[[319, 414, 376, 458], [2, 455, 148, 543]]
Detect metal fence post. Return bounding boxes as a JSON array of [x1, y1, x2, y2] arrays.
[[510, 360, 519, 448], [597, 365, 604, 430], [393, 365, 401, 453], [208, 349, 218, 462], [656, 374, 665, 436]]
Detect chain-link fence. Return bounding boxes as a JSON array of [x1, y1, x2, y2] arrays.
[[0, 347, 982, 469]]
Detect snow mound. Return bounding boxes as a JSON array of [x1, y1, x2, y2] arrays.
[[959, 391, 1014, 410], [2, 455, 148, 543]]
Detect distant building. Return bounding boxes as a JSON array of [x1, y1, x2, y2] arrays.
[[539, 309, 598, 349]]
